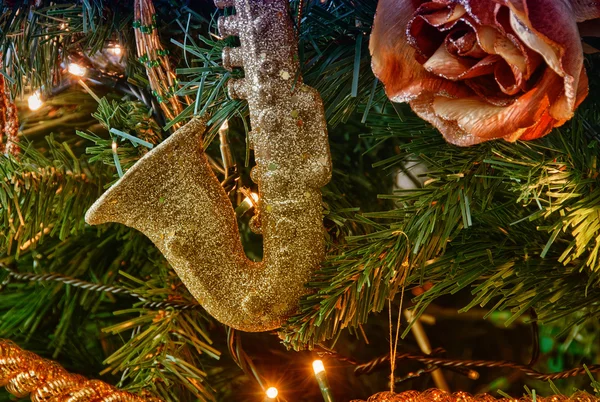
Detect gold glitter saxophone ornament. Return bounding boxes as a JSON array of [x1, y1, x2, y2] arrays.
[[85, 0, 332, 332], [0, 339, 157, 401]]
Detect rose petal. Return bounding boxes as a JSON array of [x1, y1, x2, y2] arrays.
[[506, 0, 584, 119], [486, 5, 544, 80], [519, 66, 588, 139], [494, 60, 523, 95], [447, 30, 487, 58], [518, 110, 558, 140], [431, 69, 563, 143], [570, 0, 600, 22], [508, 8, 563, 76], [409, 93, 474, 146], [547, 64, 589, 124], [423, 44, 475, 78], [423, 44, 500, 80], [408, 3, 467, 60], [407, 17, 448, 59], [477, 25, 527, 74], [370, 0, 471, 103], [458, 0, 500, 25], [466, 75, 516, 106], [419, 2, 467, 26], [470, 16, 543, 92]]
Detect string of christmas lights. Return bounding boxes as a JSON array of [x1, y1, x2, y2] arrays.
[[0, 334, 597, 402], [3, 260, 598, 401], [0, 263, 201, 311], [351, 352, 600, 381]]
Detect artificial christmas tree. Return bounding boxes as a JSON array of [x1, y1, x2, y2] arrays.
[[0, 0, 598, 401]]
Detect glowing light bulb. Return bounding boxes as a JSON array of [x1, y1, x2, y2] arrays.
[[220, 119, 229, 131], [112, 141, 124, 177], [108, 44, 122, 55], [266, 387, 278, 399], [312, 360, 325, 374], [68, 63, 86, 77], [312, 360, 334, 402], [241, 192, 259, 207], [28, 91, 43, 111]]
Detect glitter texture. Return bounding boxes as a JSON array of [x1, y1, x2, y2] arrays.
[[0, 339, 156, 401], [351, 390, 599, 402], [85, 0, 331, 332]]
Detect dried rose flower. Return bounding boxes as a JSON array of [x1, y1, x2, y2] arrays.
[[370, 0, 599, 146]]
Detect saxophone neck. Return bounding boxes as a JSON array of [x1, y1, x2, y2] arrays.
[[218, 0, 332, 191]]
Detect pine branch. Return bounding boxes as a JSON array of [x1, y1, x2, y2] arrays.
[[299, 0, 379, 125], [0, 225, 222, 399], [0, 1, 130, 96], [0, 228, 152, 350], [281, 102, 600, 349], [76, 96, 163, 183], [102, 273, 221, 402], [0, 138, 108, 256], [0, 263, 202, 311], [173, 0, 382, 148]]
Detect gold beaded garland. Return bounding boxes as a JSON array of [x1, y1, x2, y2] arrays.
[[351, 390, 599, 402], [0, 339, 158, 402]]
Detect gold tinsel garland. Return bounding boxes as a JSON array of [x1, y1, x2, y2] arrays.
[[352, 390, 599, 402], [133, 0, 186, 129], [0, 339, 158, 401], [0, 74, 19, 155]]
